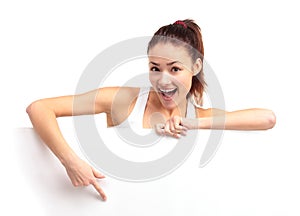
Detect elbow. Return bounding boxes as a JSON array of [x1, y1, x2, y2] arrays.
[[263, 110, 276, 130], [26, 103, 33, 115], [269, 111, 277, 129], [26, 100, 45, 117]]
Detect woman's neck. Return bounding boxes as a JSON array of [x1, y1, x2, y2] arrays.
[[148, 89, 188, 118]]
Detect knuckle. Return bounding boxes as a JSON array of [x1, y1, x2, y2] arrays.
[[83, 181, 90, 186], [73, 182, 80, 187], [90, 178, 96, 185]]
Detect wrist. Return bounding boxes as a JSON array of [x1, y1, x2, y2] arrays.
[[183, 117, 213, 129], [182, 118, 202, 129], [59, 150, 80, 168]]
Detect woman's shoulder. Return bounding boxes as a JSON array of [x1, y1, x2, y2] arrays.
[[98, 87, 142, 126], [96, 86, 141, 111]]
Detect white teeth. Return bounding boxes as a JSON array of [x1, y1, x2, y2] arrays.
[[159, 88, 177, 93]]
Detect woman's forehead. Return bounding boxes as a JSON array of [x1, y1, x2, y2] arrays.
[[148, 43, 192, 66]]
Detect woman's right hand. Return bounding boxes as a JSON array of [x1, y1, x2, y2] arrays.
[[64, 157, 107, 201], [26, 91, 114, 201]]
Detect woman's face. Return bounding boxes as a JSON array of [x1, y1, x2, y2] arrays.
[[148, 42, 198, 110]]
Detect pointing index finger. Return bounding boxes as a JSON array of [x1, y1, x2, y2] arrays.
[[91, 180, 107, 201]]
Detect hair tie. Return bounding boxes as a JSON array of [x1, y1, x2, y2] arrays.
[[173, 20, 187, 29]]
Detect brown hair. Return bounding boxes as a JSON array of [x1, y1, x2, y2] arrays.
[[147, 19, 206, 104]]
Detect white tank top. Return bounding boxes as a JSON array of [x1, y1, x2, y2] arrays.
[[117, 87, 196, 129]]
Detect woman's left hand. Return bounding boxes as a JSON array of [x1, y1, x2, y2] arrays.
[[155, 116, 189, 138]]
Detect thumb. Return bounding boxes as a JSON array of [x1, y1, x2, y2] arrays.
[[92, 167, 106, 179]]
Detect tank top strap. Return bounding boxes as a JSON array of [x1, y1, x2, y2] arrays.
[[186, 98, 196, 118], [126, 87, 150, 129]]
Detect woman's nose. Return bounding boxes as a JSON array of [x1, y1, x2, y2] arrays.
[[158, 72, 172, 85]]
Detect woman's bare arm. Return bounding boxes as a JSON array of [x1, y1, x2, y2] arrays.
[[26, 87, 139, 200], [26, 89, 111, 200], [191, 108, 276, 130], [155, 108, 276, 137]]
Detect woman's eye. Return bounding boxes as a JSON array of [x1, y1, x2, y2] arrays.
[[150, 67, 160, 72], [171, 67, 181, 72]]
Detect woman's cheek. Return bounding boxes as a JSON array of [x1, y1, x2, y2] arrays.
[[149, 72, 159, 86], [176, 74, 193, 93]]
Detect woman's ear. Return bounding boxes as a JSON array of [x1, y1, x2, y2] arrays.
[[192, 58, 202, 76]]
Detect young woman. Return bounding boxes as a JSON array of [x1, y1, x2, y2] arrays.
[[26, 19, 276, 201]]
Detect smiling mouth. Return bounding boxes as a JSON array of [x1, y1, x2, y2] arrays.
[[158, 87, 178, 100]]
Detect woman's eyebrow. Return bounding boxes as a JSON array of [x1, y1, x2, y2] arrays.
[[149, 61, 160, 66]]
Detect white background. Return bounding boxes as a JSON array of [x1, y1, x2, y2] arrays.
[[2, 0, 300, 215]]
